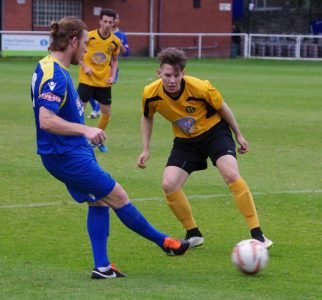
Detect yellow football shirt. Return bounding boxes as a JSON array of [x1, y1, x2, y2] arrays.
[[142, 76, 224, 139], [78, 30, 120, 87]]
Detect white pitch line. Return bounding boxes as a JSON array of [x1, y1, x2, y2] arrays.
[[0, 189, 321, 209], [133, 189, 322, 201], [0, 202, 65, 209]]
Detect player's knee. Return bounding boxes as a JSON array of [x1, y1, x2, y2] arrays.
[[104, 184, 129, 208], [225, 171, 240, 184], [162, 178, 178, 194], [220, 167, 240, 184], [88, 200, 108, 207]]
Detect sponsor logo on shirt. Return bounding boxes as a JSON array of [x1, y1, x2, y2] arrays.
[[39, 92, 62, 103], [92, 52, 107, 64], [174, 117, 197, 135]]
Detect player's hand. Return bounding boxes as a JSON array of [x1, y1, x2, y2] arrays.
[[137, 151, 149, 169], [107, 77, 114, 84], [236, 135, 249, 154], [120, 44, 126, 55], [83, 66, 93, 75], [84, 127, 106, 146]]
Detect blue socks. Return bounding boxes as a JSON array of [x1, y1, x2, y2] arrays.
[[87, 206, 110, 269], [87, 203, 167, 269], [114, 203, 167, 248], [89, 98, 100, 112]]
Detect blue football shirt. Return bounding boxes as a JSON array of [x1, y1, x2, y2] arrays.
[[114, 29, 129, 57], [31, 55, 88, 154]]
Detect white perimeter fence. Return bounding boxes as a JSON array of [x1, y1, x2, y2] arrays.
[[1, 31, 322, 60]]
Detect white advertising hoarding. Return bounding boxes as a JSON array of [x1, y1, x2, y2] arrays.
[[1, 34, 50, 51]]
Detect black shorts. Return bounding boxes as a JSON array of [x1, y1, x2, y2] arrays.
[[166, 120, 236, 174], [77, 83, 112, 105]]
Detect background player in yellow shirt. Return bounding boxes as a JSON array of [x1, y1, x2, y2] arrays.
[[86, 11, 130, 120], [78, 9, 120, 152], [137, 47, 273, 249]]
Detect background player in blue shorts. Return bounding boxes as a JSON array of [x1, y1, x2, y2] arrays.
[[30, 17, 189, 280]]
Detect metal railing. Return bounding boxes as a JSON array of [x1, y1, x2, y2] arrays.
[[1, 30, 322, 60], [248, 34, 322, 60]]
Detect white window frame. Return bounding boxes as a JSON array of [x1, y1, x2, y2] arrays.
[[32, 0, 82, 27]]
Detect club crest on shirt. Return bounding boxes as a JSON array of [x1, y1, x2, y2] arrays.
[[92, 52, 107, 64], [174, 117, 197, 135], [186, 106, 196, 114], [107, 45, 115, 53]]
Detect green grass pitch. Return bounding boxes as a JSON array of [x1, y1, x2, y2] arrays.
[[0, 57, 321, 299]]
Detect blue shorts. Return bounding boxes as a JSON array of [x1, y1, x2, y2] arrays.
[[41, 146, 116, 203]]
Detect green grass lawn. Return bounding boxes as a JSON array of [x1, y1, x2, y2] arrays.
[[0, 57, 321, 299]]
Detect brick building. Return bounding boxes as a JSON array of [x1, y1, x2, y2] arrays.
[[0, 0, 233, 56]]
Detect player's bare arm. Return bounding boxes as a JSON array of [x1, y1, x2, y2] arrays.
[[137, 116, 154, 168], [80, 60, 92, 75], [39, 107, 106, 145], [217, 102, 248, 154], [120, 43, 127, 55], [107, 55, 119, 84]]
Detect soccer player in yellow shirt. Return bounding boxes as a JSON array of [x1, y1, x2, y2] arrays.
[[78, 9, 120, 152], [137, 47, 273, 249]]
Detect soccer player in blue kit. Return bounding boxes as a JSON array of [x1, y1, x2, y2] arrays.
[[113, 11, 130, 81], [30, 17, 189, 280]]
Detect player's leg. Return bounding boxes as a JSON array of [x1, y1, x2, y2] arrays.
[[88, 98, 101, 119], [77, 83, 92, 106], [87, 203, 109, 269], [162, 166, 203, 246], [96, 87, 111, 130], [163, 145, 206, 247], [95, 102, 110, 152], [86, 201, 126, 279], [92, 99, 100, 113], [40, 150, 125, 279], [208, 120, 272, 249], [102, 183, 190, 256], [215, 155, 272, 248], [41, 149, 189, 280], [98, 103, 111, 130], [216, 154, 259, 226], [95, 87, 111, 152]]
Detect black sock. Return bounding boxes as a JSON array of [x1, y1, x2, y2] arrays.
[[250, 227, 264, 242], [186, 227, 203, 238]]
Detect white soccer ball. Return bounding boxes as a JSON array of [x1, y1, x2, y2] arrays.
[[231, 239, 269, 275]]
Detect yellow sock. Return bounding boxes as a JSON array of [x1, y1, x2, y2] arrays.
[[164, 190, 197, 230], [229, 177, 259, 230], [98, 114, 110, 130]]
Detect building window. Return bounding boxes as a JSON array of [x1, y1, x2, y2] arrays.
[[33, 0, 82, 27], [193, 0, 201, 8], [252, 0, 284, 10]]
